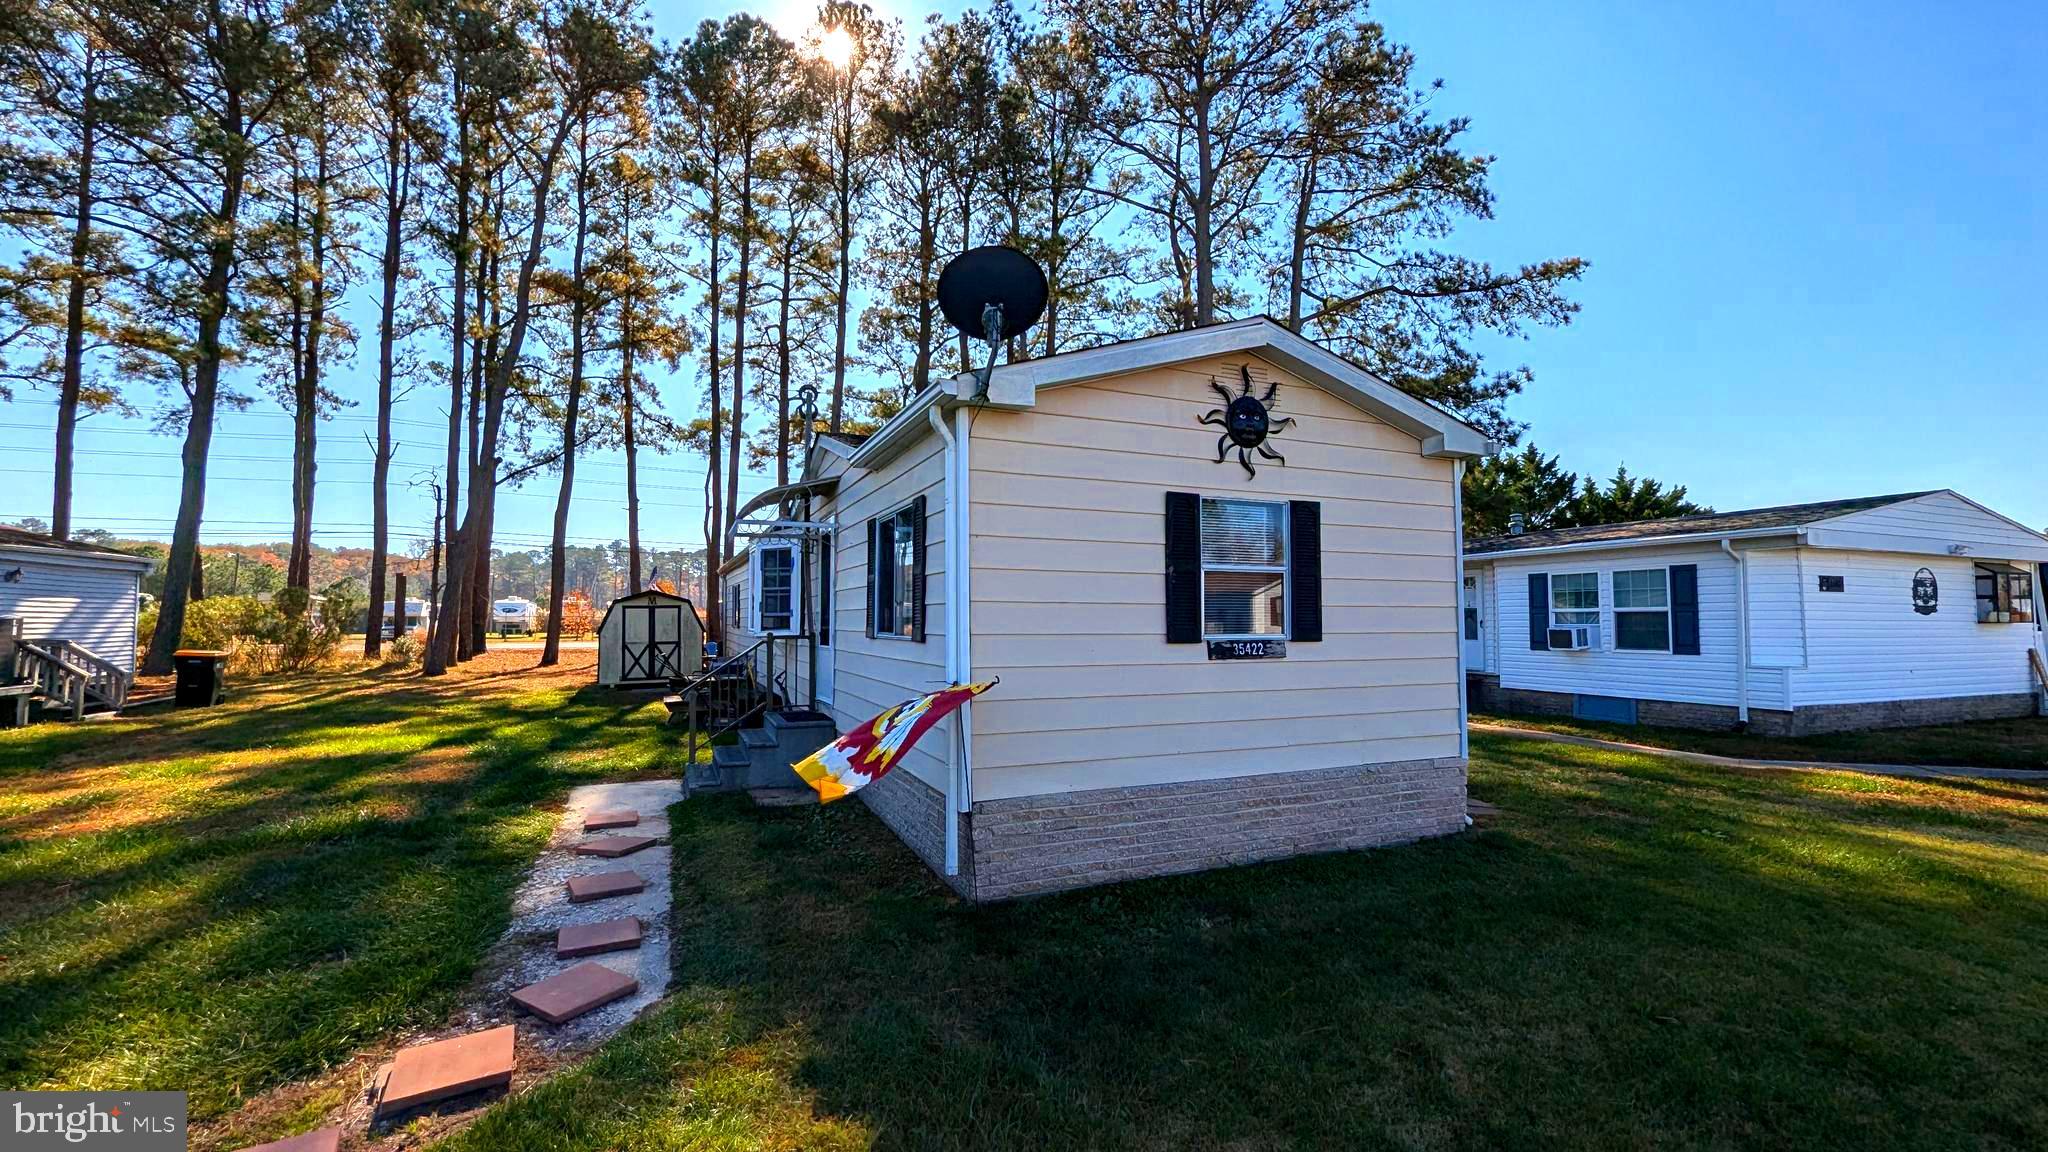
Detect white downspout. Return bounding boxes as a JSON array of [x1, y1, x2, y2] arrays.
[[927, 406, 960, 876], [1452, 460, 1469, 761], [1720, 539, 1750, 725], [953, 405, 974, 816]]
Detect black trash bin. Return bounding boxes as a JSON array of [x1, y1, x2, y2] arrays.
[[172, 649, 229, 708]]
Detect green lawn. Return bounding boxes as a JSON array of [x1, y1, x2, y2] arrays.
[[1475, 709, 2048, 770], [451, 731, 2048, 1151], [0, 652, 674, 1128]]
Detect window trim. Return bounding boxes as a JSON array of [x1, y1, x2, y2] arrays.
[[751, 541, 802, 637], [869, 500, 922, 642], [1199, 496, 1290, 642], [1611, 567, 1673, 653], [1549, 571, 1601, 631]]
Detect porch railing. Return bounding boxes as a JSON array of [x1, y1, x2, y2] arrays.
[[669, 636, 787, 777]]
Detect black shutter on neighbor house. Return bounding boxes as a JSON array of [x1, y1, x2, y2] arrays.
[[910, 495, 928, 643], [1671, 563, 1700, 655], [1288, 500, 1323, 642], [865, 516, 877, 639], [1164, 491, 1202, 643], [1528, 573, 1550, 650]]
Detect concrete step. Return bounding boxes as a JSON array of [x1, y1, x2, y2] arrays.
[[557, 916, 641, 958], [374, 1025, 515, 1121], [582, 809, 639, 832], [574, 835, 658, 859], [740, 726, 777, 750], [566, 870, 645, 903], [510, 961, 638, 1025]]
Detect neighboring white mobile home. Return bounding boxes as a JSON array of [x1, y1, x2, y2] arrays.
[[0, 526, 151, 674], [1462, 492, 2048, 734], [718, 317, 1489, 900]]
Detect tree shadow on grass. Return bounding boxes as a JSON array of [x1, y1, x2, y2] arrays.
[[449, 741, 2048, 1152]]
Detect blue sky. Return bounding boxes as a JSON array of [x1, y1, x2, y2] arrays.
[[4, 0, 2043, 558]]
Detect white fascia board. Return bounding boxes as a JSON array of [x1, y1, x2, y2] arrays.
[[0, 544, 153, 573], [1800, 526, 2048, 563], [968, 318, 1491, 459], [847, 384, 949, 470], [1466, 527, 1800, 561]]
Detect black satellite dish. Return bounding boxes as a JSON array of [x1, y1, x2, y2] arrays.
[[937, 245, 1048, 344]]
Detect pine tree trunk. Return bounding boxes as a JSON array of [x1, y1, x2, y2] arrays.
[[51, 47, 96, 542], [726, 152, 754, 553], [426, 77, 471, 677], [144, 94, 247, 676], [366, 109, 407, 658]]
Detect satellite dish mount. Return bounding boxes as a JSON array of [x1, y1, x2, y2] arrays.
[[936, 245, 1048, 399]]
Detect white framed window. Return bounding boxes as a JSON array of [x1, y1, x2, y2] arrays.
[[728, 581, 746, 632], [1612, 567, 1671, 651], [1550, 572, 1600, 628], [1200, 497, 1287, 639], [750, 542, 800, 636]]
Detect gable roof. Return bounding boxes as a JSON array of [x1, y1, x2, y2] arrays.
[[1468, 493, 1939, 557], [848, 316, 1492, 470], [0, 526, 154, 569]]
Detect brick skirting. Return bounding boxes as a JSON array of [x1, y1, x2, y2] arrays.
[[966, 757, 1469, 902]]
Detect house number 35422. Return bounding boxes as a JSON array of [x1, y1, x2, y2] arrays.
[[1208, 639, 1286, 661]]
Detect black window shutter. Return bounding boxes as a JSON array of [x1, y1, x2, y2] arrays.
[[1164, 491, 1202, 643], [1671, 563, 1700, 655], [910, 495, 928, 643], [865, 517, 877, 639], [1288, 500, 1323, 642], [1528, 573, 1550, 650]]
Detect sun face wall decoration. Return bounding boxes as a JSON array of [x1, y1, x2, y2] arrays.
[[1199, 364, 1296, 478]]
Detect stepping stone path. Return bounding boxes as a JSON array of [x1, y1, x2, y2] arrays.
[[583, 808, 640, 832], [374, 1025, 516, 1122], [575, 834, 659, 858], [240, 1127, 341, 1152], [510, 960, 640, 1024], [566, 869, 645, 903], [558, 916, 642, 958]]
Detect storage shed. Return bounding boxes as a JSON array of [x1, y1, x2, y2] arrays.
[[719, 317, 1489, 900], [1462, 491, 2048, 734], [595, 589, 701, 687], [0, 526, 151, 674]]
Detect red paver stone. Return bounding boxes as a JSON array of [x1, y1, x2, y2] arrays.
[[510, 961, 639, 1024], [377, 1025, 515, 1118], [566, 870, 644, 903], [582, 808, 640, 832], [557, 916, 642, 958], [575, 835, 659, 858], [241, 1127, 342, 1152]]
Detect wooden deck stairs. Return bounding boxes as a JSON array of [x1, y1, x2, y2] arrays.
[[1, 618, 133, 723]]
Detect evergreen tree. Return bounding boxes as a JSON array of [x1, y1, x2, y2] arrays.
[[1568, 464, 1710, 527]]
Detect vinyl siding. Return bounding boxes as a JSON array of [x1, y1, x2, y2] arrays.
[[0, 550, 142, 673], [1485, 544, 1791, 711], [967, 353, 1463, 803], [1789, 548, 2043, 704], [1817, 491, 2048, 556], [1745, 547, 1806, 668], [798, 439, 951, 790]]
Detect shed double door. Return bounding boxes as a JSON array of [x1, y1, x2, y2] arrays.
[[620, 603, 685, 682]]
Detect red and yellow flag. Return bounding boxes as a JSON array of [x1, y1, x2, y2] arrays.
[[792, 681, 995, 802]]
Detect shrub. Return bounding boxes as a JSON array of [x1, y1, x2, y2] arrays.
[[384, 631, 424, 667]]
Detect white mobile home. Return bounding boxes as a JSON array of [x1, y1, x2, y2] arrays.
[[1461, 492, 2048, 734], [0, 526, 151, 674], [719, 317, 1488, 900]]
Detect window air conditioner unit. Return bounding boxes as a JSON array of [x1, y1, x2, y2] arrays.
[[1548, 626, 1597, 651]]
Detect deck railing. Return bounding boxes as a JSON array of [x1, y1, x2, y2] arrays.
[[670, 636, 786, 779]]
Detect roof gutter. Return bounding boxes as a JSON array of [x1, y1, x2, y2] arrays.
[[1467, 525, 1802, 562]]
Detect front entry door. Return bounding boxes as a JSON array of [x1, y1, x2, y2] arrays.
[[1462, 573, 1487, 672]]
